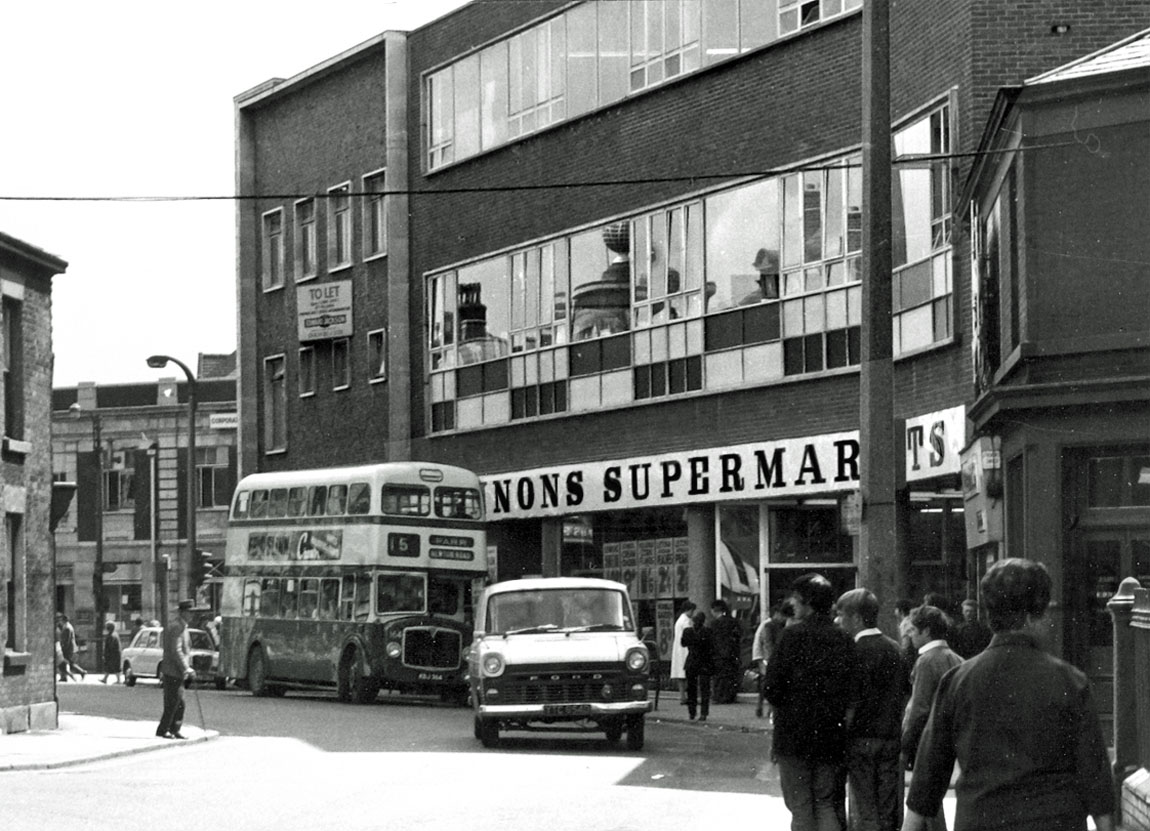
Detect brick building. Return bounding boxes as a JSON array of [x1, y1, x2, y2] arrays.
[[0, 230, 67, 734], [234, 3, 1150, 669], [51, 356, 238, 669], [963, 29, 1150, 741]]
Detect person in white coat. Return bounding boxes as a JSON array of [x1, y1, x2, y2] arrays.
[[670, 600, 697, 703]]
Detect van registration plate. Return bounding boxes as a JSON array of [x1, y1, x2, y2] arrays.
[[543, 703, 591, 716]]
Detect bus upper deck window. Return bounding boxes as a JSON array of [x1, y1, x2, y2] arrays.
[[347, 483, 371, 515], [249, 490, 269, 519], [287, 487, 307, 517], [233, 491, 250, 519], [308, 485, 327, 516], [327, 484, 348, 515], [435, 487, 482, 520], [269, 489, 288, 518], [382, 485, 430, 516]]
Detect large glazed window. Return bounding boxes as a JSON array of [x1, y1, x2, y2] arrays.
[[425, 0, 862, 171], [892, 103, 953, 355]]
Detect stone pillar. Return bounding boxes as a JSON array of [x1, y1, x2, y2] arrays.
[[686, 505, 716, 606], [541, 518, 562, 578]]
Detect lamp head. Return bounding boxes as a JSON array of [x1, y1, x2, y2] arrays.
[[68, 402, 81, 419], [146, 355, 169, 369]]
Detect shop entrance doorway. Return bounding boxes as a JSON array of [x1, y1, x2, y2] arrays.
[[1072, 529, 1150, 739]]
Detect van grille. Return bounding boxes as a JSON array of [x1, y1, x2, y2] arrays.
[[497, 666, 627, 705], [403, 627, 461, 670]]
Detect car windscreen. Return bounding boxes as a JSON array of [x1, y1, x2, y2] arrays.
[[487, 588, 633, 634]]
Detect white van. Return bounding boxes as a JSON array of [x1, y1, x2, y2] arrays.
[[468, 577, 653, 750]]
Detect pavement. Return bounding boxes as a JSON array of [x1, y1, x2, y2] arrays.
[[0, 675, 218, 771]]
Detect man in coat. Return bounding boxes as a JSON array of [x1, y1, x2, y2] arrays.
[[765, 573, 857, 831], [156, 599, 196, 739], [836, 588, 911, 831], [708, 598, 742, 704]]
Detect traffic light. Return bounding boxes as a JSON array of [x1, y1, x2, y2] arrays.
[[193, 550, 214, 587]]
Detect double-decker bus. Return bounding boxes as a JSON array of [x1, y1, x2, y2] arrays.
[[219, 462, 487, 703]]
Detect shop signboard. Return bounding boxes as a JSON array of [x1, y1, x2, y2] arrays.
[[905, 405, 966, 483], [483, 430, 861, 520]]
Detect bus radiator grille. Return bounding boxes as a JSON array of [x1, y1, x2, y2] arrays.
[[403, 627, 461, 670]]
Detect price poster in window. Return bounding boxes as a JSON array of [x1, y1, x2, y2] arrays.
[[620, 541, 638, 596], [637, 540, 656, 599], [656, 600, 674, 661], [656, 538, 675, 598], [603, 542, 621, 585], [674, 536, 690, 595]]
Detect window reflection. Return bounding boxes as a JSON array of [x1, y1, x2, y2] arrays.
[[456, 258, 510, 365], [704, 179, 780, 312], [571, 223, 632, 341]]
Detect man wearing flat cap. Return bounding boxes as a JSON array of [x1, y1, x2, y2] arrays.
[[156, 600, 196, 739]]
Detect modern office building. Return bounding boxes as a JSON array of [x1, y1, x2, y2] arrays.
[[234, 2, 1149, 665], [0, 230, 67, 734], [51, 355, 238, 665]]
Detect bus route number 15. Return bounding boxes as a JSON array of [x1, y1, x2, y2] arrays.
[[388, 533, 421, 558]]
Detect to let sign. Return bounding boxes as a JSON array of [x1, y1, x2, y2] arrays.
[[298, 281, 353, 342]]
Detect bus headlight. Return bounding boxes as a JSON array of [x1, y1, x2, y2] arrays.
[[625, 647, 648, 673], [482, 652, 505, 678], [386, 641, 402, 659]]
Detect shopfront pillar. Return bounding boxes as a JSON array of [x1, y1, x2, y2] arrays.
[[686, 505, 716, 605], [541, 517, 562, 578], [1109, 576, 1141, 820]]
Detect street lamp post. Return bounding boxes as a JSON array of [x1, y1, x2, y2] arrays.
[[146, 355, 197, 605], [69, 402, 104, 673]]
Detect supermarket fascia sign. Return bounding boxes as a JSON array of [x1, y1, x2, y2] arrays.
[[482, 431, 861, 519]]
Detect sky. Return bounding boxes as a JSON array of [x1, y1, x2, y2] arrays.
[[0, 0, 469, 387]]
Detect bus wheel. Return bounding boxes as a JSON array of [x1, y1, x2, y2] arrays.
[[247, 647, 272, 697], [340, 646, 378, 704], [625, 714, 645, 751]]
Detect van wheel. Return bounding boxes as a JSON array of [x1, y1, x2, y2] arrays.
[[625, 714, 645, 751], [603, 718, 623, 745], [214, 676, 228, 691], [478, 717, 500, 748]]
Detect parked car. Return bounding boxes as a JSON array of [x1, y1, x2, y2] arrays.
[[122, 626, 225, 689], [469, 577, 652, 750]]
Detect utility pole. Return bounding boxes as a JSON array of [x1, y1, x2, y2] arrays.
[[858, 0, 902, 617]]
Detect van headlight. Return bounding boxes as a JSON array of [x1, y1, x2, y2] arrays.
[[482, 652, 505, 678], [625, 647, 648, 673]]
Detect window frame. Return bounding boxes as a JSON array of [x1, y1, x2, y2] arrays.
[[367, 328, 387, 383], [261, 208, 285, 292], [263, 354, 288, 454], [294, 197, 318, 283], [362, 169, 387, 261], [332, 337, 351, 391], [298, 346, 316, 398], [327, 182, 353, 271]]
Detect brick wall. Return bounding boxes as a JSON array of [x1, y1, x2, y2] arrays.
[[0, 258, 60, 731]]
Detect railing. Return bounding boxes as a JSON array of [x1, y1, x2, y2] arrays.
[[1110, 577, 1150, 829]]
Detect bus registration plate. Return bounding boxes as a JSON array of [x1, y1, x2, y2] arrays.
[[543, 703, 591, 717]]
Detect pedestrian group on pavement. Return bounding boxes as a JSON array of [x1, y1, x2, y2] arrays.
[[671, 556, 1114, 831]]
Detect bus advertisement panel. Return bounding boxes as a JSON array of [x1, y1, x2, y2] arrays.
[[219, 462, 487, 703]]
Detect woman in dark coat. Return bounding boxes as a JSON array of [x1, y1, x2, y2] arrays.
[[100, 621, 122, 684], [681, 611, 715, 722]]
